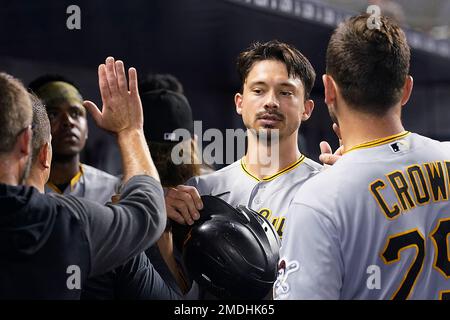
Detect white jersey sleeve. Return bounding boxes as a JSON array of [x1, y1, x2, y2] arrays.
[[275, 203, 343, 299]]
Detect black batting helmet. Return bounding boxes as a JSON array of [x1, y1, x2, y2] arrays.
[[182, 195, 280, 299]]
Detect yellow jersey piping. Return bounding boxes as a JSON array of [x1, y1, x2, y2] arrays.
[[344, 131, 411, 154], [240, 155, 306, 182]]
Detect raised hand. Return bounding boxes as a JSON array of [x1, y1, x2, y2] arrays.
[[319, 123, 344, 166], [84, 57, 159, 183], [83, 57, 143, 134]]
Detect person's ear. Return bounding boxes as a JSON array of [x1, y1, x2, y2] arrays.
[[235, 93, 243, 115], [18, 125, 32, 157], [322, 74, 338, 107], [301, 99, 314, 121], [400, 76, 414, 106], [39, 142, 51, 169]]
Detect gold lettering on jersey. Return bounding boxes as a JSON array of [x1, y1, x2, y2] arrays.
[[406, 165, 430, 206], [424, 162, 448, 202], [259, 208, 272, 220], [272, 217, 280, 231], [277, 217, 286, 238], [370, 161, 450, 220], [258, 208, 286, 238], [387, 170, 416, 211], [370, 180, 401, 219]]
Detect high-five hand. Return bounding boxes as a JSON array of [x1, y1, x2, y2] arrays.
[[84, 56, 159, 183], [83, 56, 143, 134]]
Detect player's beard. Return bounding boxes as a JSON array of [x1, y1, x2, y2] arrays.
[[19, 155, 32, 185], [253, 109, 284, 145]]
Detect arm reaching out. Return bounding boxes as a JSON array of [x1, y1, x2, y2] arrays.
[[83, 57, 159, 183]]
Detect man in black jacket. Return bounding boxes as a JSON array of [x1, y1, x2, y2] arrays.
[[0, 57, 166, 299], [25, 93, 179, 300]]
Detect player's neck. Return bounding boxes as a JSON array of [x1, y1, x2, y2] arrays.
[[25, 166, 45, 193], [0, 154, 25, 186], [340, 106, 405, 153], [244, 132, 301, 179], [49, 154, 81, 185]]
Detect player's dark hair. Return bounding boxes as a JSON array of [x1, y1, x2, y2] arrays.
[[236, 40, 316, 100], [139, 73, 184, 94], [326, 14, 410, 115], [0, 72, 32, 154], [30, 93, 51, 163], [28, 74, 80, 93], [139, 78, 204, 188]]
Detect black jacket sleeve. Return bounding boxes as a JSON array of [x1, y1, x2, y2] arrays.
[[115, 252, 181, 300], [81, 252, 181, 300], [56, 175, 166, 277]]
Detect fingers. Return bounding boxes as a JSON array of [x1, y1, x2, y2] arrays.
[[175, 185, 203, 210], [105, 57, 120, 96], [334, 145, 344, 156], [319, 141, 332, 155], [128, 67, 139, 98], [165, 186, 203, 226], [98, 64, 110, 103], [319, 139, 342, 166], [166, 207, 187, 225], [168, 187, 200, 219], [115, 60, 128, 94], [319, 153, 341, 166], [166, 197, 195, 225], [101, 57, 135, 98], [83, 100, 102, 127]]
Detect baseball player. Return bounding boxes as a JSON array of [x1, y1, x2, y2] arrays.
[[276, 14, 450, 300], [166, 40, 323, 240], [29, 75, 120, 205]]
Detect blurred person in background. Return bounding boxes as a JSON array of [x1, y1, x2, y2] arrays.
[[29, 74, 120, 204], [139, 74, 210, 294]]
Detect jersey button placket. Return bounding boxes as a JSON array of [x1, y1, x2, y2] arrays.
[[253, 182, 267, 205]]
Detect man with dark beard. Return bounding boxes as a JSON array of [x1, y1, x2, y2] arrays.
[[29, 75, 119, 204]]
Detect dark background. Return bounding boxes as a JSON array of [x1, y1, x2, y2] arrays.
[[1, 0, 449, 173]]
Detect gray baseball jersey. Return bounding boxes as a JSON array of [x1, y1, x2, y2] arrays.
[[187, 155, 322, 239], [45, 164, 120, 205], [275, 132, 450, 300]]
